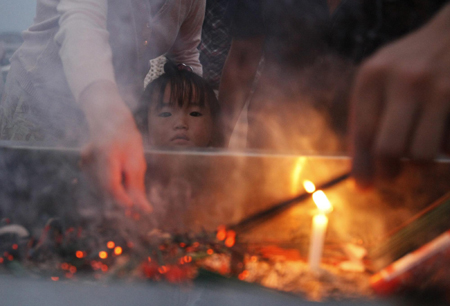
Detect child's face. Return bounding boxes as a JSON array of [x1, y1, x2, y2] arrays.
[[148, 85, 213, 148]]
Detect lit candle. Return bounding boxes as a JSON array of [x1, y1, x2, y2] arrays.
[[308, 213, 328, 271], [308, 189, 333, 271]]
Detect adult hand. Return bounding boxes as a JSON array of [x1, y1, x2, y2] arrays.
[[350, 4, 450, 188], [79, 81, 152, 212]]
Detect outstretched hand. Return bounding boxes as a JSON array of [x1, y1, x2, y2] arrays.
[[79, 81, 152, 212], [350, 4, 450, 188]]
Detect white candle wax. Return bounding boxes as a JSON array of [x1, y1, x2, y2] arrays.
[[308, 213, 328, 271]]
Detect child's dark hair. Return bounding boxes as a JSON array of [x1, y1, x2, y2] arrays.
[[135, 60, 222, 146]]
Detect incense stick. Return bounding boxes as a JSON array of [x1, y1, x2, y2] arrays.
[[370, 192, 450, 270], [229, 172, 351, 233]]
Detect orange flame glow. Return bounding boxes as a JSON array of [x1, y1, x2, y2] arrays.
[[75, 251, 84, 259], [51, 276, 59, 281], [107, 241, 115, 249], [207, 249, 214, 255], [238, 270, 249, 280], [225, 236, 235, 248], [312, 190, 333, 213], [158, 266, 168, 274], [291, 157, 306, 194], [216, 226, 227, 241], [114, 246, 123, 255], [303, 180, 316, 193], [99, 251, 108, 259]]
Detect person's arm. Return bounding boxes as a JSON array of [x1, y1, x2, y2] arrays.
[[55, 0, 151, 211], [218, 37, 264, 146], [167, 0, 205, 75], [350, 3, 450, 188]]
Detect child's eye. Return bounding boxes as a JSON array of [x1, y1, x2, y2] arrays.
[[190, 111, 203, 117], [158, 112, 172, 117]]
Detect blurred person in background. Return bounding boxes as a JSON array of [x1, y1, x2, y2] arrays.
[[218, 0, 341, 152], [0, 0, 206, 211]]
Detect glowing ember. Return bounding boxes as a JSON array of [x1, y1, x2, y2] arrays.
[[238, 270, 249, 280], [107, 241, 115, 249], [216, 226, 227, 241], [158, 266, 168, 274], [148, 257, 152, 262], [0, 258, 3, 264], [101, 265, 108, 272], [225, 236, 235, 248], [75, 251, 84, 258], [184, 256, 192, 263], [303, 180, 316, 193], [114, 246, 123, 255], [99, 251, 108, 259], [61, 263, 69, 270], [51, 276, 59, 281], [69, 266, 77, 273], [12, 244, 18, 250], [207, 249, 214, 255], [7, 255, 13, 261], [312, 190, 333, 213]]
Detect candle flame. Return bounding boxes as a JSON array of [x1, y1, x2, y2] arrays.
[[303, 180, 316, 193], [312, 190, 333, 213]]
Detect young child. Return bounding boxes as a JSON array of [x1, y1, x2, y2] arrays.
[[135, 61, 221, 148]]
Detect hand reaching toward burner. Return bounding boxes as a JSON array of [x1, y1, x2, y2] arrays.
[[80, 81, 152, 212], [350, 4, 450, 188]]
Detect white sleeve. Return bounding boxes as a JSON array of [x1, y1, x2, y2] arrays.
[[55, 0, 116, 102], [167, 0, 205, 76]]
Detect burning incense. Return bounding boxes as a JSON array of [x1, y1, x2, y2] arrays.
[[229, 172, 350, 233], [371, 230, 450, 295]]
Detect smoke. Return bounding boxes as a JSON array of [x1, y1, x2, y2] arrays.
[[2, 1, 450, 284]]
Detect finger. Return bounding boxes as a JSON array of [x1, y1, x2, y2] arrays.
[[123, 153, 152, 212], [104, 155, 134, 207], [350, 60, 387, 189], [373, 78, 421, 179], [411, 82, 450, 160]]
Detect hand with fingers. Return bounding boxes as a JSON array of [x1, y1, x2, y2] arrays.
[[80, 81, 152, 212], [350, 4, 450, 189]]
